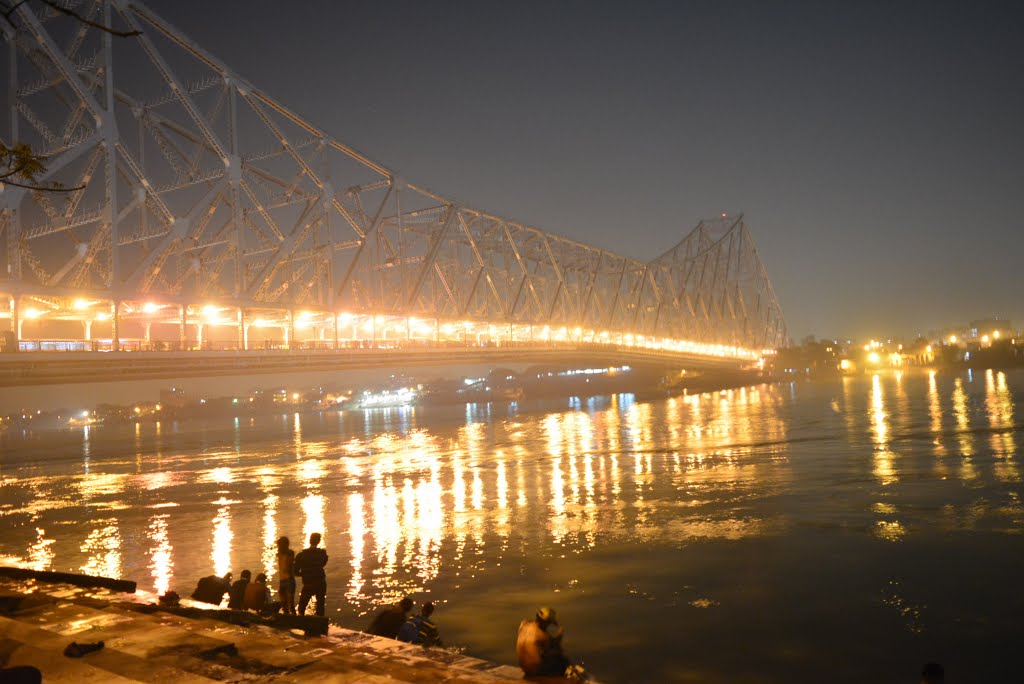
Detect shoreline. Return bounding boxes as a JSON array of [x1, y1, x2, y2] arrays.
[[1, 372, 773, 440]]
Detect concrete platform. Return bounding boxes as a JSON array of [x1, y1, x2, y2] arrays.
[[0, 577, 526, 682]]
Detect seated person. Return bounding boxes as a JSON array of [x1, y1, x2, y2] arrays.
[[228, 570, 251, 609], [243, 573, 281, 615], [367, 597, 414, 638], [517, 607, 585, 680], [396, 602, 442, 647], [190, 572, 232, 605]]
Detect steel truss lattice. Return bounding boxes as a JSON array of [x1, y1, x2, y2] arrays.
[[0, 0, 786, 351]]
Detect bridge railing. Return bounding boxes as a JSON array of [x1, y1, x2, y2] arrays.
[[6, 337, 753, 357]]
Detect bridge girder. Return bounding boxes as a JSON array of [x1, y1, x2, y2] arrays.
[[0, 0, 787, 351]]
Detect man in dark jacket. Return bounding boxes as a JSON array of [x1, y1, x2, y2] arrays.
[[294, 532, 328, 616], [227, 570, 251, 609], [190, 572, 232, 605], [367, 597, 414, 639]]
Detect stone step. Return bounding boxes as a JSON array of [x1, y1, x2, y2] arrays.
[[0, 614, 213, 683]]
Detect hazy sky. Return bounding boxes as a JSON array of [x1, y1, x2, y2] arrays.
[[152, 0, 1023, 340]]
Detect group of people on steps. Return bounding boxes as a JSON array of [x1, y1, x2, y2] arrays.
[[189, 532, 328, 616], [190, 532, 587, 679]]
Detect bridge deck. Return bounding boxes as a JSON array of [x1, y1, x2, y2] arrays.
[[0, 345, 748, 388]]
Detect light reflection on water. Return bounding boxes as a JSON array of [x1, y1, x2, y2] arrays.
[[148, 514, 173, 595], [2, 370, 1024, 682]]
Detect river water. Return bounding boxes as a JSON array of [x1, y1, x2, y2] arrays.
[[2, 369, 1022, 683]]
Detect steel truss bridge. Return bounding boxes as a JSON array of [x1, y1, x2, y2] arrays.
[[0, 1, 786, 371]]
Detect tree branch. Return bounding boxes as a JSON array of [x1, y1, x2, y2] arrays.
[[1, 178, 87, 192], [1, 0, 28, 19], [38, 0, 141, 37]]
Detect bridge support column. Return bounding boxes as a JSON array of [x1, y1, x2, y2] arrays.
[[144, 322, 151, 344], [332, 313, 339, 351], [285, 310, 294, 350], [196, 323, 204, 349], [84, 319, 92, 341], [237, 308, 245, 350], [111, 300, 120, 352], [9, 296, 19, 339], [434, 318, 439, 343], [178, 305, 187, 351]]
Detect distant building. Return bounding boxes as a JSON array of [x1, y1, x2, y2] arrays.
[[968, 318, 1012, 343], [159, 387, 194, 409]]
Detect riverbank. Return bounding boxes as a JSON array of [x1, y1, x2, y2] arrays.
[[0, 572, 524, 682]]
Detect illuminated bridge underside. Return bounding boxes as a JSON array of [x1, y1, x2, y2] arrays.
[[0, 345, 746, 388], [0, 1, 786, 359]]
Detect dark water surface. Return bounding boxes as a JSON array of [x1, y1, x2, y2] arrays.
[[2, 369, 1023, 683]]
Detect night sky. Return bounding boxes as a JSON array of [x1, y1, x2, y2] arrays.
[[151, 0, 1024, 340]]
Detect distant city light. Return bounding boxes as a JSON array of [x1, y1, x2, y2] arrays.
[[73, 299, 89, 310]]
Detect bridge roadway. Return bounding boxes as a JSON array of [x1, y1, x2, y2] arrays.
[[0, 343, 752, 388]]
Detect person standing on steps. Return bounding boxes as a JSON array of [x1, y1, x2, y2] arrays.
[[276, 536, 296, 615], [294, 532, 328, 616]]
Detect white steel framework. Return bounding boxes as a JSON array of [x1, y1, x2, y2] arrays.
[[0, 1, 786, 356]]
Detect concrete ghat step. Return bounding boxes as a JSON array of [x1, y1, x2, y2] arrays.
[[0, 578, 532, 682], [0, 615, 213, 683]]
